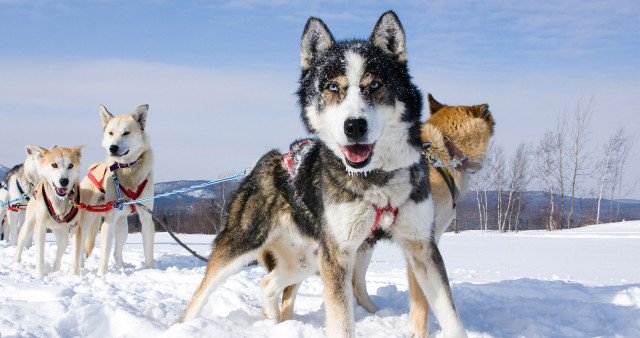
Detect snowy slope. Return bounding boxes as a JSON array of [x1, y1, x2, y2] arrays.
[[1, 221, 639, 337]]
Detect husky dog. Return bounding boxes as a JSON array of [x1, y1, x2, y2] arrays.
[[78, 105, 154, 275], [262, 95, 495, 336], [183, 11, 466, 337], [0, 146, 45, 245], [13, 145, 85, 277]]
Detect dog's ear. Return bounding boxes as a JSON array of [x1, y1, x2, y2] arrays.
[[370, 11, 407, 64], [132, 104, 149, 130], [472, 104, 491, 118], [301, 17, 335, 72], [428, 93, 444, 115], [99, 105, 114, 130], [71, 145, 86, 159], [25, 144, 47, 159]]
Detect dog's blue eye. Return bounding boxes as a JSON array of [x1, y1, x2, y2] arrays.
[[327, 83, 339, 92], [370, 81, 381, 90]]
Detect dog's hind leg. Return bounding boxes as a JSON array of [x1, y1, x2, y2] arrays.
[[138, 205, 155, 269], [182, 237, 260, 322], [52, 227, 68, 272], [281, 282, 302, 321], [97, 213, 122, 275], [402, 239, 466, 338], [353, 246, 378, 313], [13, 207, 35, 264]]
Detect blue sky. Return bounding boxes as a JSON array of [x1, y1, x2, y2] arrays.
[[1, 0, 639, 198]]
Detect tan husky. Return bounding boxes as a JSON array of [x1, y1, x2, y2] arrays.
[[261, 94, 495, 337], [79, 104, 155, 275], [13, 145, 85, 277]]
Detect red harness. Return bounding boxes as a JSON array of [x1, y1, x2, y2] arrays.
[[370, 202, 398, 234], [42, 184, 80, 224], [119, 179, 148, 213], [87, 165, 107, 193], [85, 163, 148, 214]]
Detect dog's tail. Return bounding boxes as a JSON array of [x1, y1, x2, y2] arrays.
[[84, 217, 101, 258]]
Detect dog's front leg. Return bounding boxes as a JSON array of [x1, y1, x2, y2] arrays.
[[69, 225, 82, 275], [402, 239, 466, 338], [138, 203, 155, 269], [406, 259, 429, 338], [52, 227, 68, 272], [319, 243, 356, 338], [113, 214, 128, 269], [34, 216, 48, 277]]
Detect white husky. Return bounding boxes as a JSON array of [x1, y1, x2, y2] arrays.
[[1, 145, 45, 246], [78, 104, 155, 275]]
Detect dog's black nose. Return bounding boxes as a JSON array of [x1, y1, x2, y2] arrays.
[[344, 118, 368, 141], [109, 145, 119, 154], [59, 178, 69, 187]]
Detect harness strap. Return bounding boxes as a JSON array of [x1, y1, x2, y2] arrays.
[[435, 166, 457, 209], [42, 184, 80, 224], [118, 178, 148, 214], [16, 180, 30, 201], [88, 165, 107, 193], [283, 139, 314, 178], [370, 202, 398, 234]]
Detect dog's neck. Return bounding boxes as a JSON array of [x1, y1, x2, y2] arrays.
[[421, 124, 472, 203], [40, 180, 77, 218], [109, 149, 153, 190]]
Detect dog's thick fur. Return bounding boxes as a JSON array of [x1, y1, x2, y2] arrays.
[[183, 11, 466, 337], [13, 145, 85, 276], [78, 104, 155, 275], [260, 95, 495, 336], [0, 146, 45, 246]]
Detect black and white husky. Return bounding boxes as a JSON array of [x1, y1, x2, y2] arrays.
[[183, 11, 466, 337]]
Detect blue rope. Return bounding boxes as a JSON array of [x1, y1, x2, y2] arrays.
[[117, 169, 249, 208], [0, 194, 29, 209]]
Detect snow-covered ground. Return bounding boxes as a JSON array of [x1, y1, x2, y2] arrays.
[[1, 221, 639, 337]]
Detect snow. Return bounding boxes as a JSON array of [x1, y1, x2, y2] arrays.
[[1, 221, 639, 337]]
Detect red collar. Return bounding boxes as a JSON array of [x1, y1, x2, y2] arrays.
[[42, 184, 80, 224]]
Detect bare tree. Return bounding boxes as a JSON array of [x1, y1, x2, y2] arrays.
[[554, 116, 567, 229], [596, 128, 632, 224], [473, 141, 496, 231], [506, 142, 531, 231], [566, 97, 592, 228], [493, 145, 507, 232], [535, 131, 558, 231]]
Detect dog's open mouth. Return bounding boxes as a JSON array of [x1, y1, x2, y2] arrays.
[[55, 187, 69, 197], [340, 143, 374, 169]]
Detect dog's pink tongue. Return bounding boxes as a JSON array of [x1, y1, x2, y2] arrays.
[[341, 144, 373, 164], [56, 187, 68, 196]]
